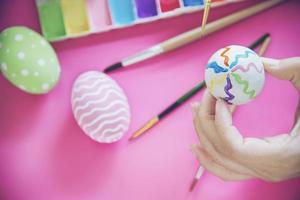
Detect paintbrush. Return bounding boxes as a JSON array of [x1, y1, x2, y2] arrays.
[[129, 33, 270, 141], [189, 164, 205, 192], [201, 0, 212, 34], [189, 35, 272, 192], [129, 81, 206, 141], [104, 0, 282, 73]]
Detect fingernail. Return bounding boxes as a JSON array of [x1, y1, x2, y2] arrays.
[[261, 57, 279, 68]]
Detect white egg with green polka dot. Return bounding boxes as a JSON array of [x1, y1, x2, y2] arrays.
[[0, 26, 60, 94]]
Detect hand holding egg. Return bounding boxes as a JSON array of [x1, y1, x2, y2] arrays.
[[193, 54, 300, 182]]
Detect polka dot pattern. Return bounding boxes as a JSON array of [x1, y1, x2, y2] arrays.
[[37, 58, 46, 66], [17, 51, 25, 59], [0, 26, 60, 94], [21, 69, 29, 76], [15, 34, 24, 41], [1, 62, 7, 71]]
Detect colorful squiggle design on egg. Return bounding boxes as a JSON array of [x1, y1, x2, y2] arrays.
[[229, 50, 255, 68], [205, 45, 265, 105]]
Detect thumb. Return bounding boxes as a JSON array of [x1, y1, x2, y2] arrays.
[[262, 57, 300, 81]]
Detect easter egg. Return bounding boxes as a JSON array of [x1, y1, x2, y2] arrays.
[[205, 45, 265, 105], [0, 26, 60, 94], [71, 71, 131, 143]]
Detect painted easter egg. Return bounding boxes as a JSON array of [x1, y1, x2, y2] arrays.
[[71, 71, 131, 143], [0, 26, 60, 94], [205, 45, 265, 105]]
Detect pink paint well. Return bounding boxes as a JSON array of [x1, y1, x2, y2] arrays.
[[86, 0, 111, 31]]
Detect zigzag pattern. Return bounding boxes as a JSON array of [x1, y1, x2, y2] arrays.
[[208, 74, 227, 91], [72, 71, 130, 143], [231, 73, 256, 98], [230, 50, 255, 68], [207, 61, 228, 73], [223, 75, 235, 103], [220, 47, 230, 67], [232, 62, 263, 73]]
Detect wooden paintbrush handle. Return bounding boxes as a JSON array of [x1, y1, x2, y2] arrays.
[[161, 0, 283, 52]]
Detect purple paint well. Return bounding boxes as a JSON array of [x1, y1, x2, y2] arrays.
[[135, 0, 158, 18]]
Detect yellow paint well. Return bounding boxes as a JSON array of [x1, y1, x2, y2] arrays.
[[61, 0, 90, 35]]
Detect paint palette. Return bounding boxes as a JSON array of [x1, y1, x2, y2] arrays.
[[36, 0, 240, 42]]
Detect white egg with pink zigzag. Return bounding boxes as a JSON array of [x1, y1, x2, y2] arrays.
[[71, 71, 131, 143]]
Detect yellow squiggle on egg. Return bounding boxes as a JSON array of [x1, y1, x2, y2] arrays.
[[208, 74, 227, 91]]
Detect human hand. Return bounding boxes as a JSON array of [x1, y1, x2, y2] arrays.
[[191, 57, 300, 182]]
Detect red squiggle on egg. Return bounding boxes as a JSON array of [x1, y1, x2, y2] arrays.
[[220, 47, 230, 67]]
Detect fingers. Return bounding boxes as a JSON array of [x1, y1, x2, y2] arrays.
[[215, 99, 244, 150], [193, 103, 257, 177], [290, 117, 300, 138], [191, 102, 200, 119], [294, 99, 300, 125], [263, 57, 300, 85], [263, 134, 290, 145], [229, 105, 236, 114], [191, 144, 251, 181], [195, 90, 224, 148], [196, 93, 226, 155], [215, 99, 276, 157], [200, 90, 217, 117]]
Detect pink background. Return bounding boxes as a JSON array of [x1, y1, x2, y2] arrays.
[[1, 0, 300, 199]]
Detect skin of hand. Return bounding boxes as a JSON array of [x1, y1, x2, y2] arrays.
[[191, 57, 300, 182]]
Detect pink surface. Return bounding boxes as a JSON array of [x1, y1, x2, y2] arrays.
[[1, 0, 300, 200]]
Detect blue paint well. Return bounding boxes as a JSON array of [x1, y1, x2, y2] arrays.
[[108, 0, 136, 25], [183, 0, 204, 6]]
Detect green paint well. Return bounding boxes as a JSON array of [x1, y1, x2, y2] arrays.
[[37, 0, 66, 40]]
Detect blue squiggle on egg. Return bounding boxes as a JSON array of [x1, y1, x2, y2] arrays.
[[229, 50, 255, 68], [207, 61, 228, 73]]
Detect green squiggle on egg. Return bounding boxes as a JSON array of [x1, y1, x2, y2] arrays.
[[231, 72, 256, 99]]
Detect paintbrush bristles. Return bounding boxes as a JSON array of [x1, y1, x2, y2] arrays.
[[129, 117, 159, 141], [189, 178, 198, 192], [189, 166, 204, 192], [201, 0, 212, 34]]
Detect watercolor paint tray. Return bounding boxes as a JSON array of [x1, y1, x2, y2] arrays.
[[36, 0, 241, 42]]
